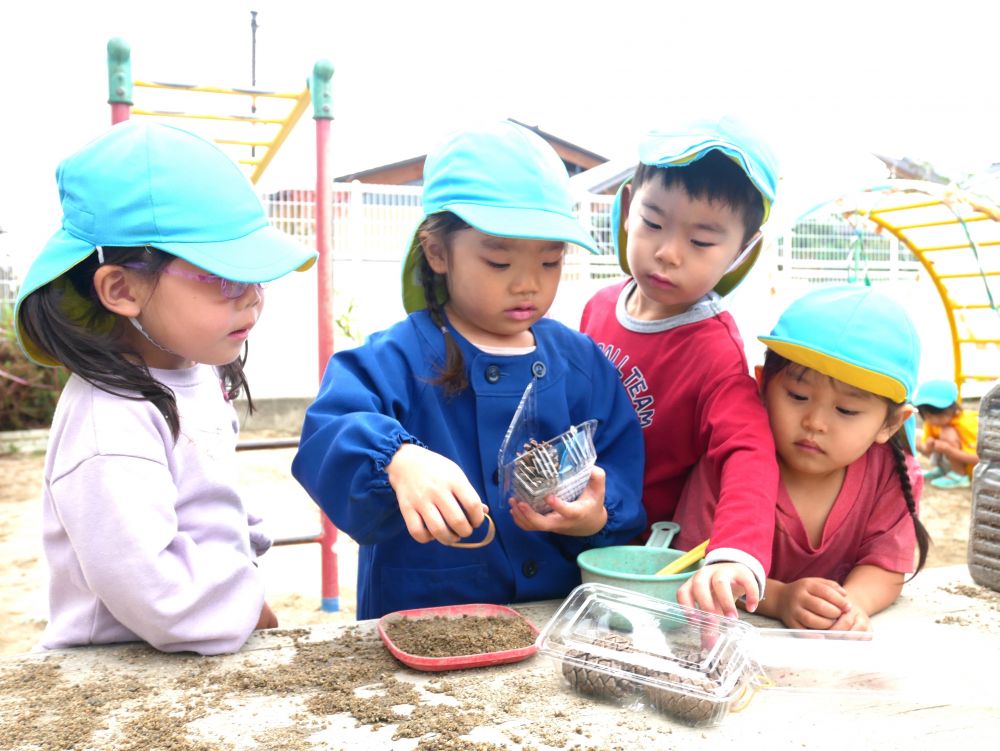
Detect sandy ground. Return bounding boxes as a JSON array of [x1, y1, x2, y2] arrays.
[[0, 432, 976, 656]]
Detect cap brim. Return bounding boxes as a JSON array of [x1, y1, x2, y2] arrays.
[[758, 337, 908, 403], [401, 204, 599, 312], [156, 224, 317, 282], [14, 225, 318, 366], [14, 229, 97, 366]]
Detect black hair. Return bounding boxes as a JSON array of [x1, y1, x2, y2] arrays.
[[416, 212, 472, 396], [632, 150, 764, 245], [916, 402, 960, 419], [762, 350, 931, 577], [17, 246, 253, 440]]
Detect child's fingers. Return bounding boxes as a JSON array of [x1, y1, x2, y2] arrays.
[[730, 569, 760, 613], [584, 465, 606, 501], [509, 499, 549, 531], [399, 505, 441, 544], [805, 579, 850, 613], [449, 482, 486, 533]]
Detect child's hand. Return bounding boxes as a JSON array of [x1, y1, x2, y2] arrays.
[[387, 443, 486, 545], [677, 562, 761, 619], [256, 601, 278, 630], [777, 577, 850, 630], [509, 466, 608, 537], [829, 600, 873, 632]]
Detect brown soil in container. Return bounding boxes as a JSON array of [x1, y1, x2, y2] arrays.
[[384, 614, 537, 657]]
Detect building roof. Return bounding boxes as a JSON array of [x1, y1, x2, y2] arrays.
[[335, 118, 608, 184]]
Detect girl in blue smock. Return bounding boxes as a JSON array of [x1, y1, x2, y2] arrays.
[[292, 121, 646, 619]]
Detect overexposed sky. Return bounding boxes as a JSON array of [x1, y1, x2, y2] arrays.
[[3, 0, 998, 272]]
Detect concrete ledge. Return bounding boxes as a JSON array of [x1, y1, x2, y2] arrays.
[[0, 429, 48, 454], [0, 398, 308, 454], [234, 397, 311, 435]]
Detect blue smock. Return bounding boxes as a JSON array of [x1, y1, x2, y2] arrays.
[[292, 311, 646, 619]]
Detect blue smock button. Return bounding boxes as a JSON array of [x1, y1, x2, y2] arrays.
[[522, 560, 539, 577], [531, 361, 546, 378], [485, 365, 501, 383]]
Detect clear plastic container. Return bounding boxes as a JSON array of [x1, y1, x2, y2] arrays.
[[500, 419, 597, 514], [970, 380, 1000, 591], [536, 583, 920, 727], [536, 583, 757, 726]]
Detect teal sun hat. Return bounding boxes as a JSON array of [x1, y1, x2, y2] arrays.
[[758, 285, 920, 405], [15, 120, 317, 366], [612, 115, 780, 297], [401, 120, 599, 313], [912, 379, 959, 409]]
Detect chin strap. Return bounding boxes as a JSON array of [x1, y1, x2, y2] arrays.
[[724, 231, 763, 275], [129, 316, 178, 355]]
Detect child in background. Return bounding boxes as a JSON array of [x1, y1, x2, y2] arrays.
[[14, 122, 317, 654], [292, 121, 646, 620], [580, 117, 779, 619], [677, 285, 931, 631], [913, 379, 979, 489]]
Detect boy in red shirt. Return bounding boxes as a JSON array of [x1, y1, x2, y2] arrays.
[[580, 117, 779, 618]]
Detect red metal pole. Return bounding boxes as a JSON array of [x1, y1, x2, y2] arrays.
[[312, 61, 339, 612], [107, 38, 132, 124]]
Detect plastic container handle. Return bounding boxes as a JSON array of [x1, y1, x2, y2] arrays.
[[645, 521, 681, 549]]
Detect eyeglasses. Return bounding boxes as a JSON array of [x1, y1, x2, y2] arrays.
[[123, 261, 263, 300], [160, 265, 264, 300]]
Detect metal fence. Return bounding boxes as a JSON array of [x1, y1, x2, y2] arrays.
[[0, 185, 927, 307]]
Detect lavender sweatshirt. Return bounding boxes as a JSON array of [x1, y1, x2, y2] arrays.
[[38, 366, 270, 655]]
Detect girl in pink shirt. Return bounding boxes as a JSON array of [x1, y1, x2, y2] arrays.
[[677, 285, 930, 631]]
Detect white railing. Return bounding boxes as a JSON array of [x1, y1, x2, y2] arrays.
[[5, 184, 970, 401]]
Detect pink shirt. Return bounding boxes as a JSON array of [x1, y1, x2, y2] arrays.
[[676, 442, 922, 582]]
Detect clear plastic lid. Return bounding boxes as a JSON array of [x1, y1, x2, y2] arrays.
[[536, 583, 758, 725], [535, 583, 971, 726]]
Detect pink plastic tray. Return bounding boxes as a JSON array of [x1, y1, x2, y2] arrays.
[[376, 603, 540, 671]]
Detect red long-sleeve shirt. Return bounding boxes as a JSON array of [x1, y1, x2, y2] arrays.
[[581, 280, 778, 576]]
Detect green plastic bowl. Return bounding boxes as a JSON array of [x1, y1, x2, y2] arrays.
[[576, 522, 702, 604]]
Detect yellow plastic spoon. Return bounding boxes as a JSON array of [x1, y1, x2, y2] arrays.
[[655, 538, 709, 576]]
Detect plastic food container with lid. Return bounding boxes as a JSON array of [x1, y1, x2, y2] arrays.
[[535, 583, 948, 727], [500, 419, 598, 514]]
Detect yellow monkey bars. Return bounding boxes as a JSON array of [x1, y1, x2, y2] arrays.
[[107, 37, 312, 184], [816, 180, 1000, 398]]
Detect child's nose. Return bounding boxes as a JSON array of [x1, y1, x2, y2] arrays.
[[802, 408, 826, 432], [236, 283, 264, 308], [654, 236, 683, 266], [510, 269, 540, 294]]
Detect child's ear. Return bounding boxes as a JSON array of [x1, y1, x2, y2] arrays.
[[753, 364, 765, 396], [875, 404, 916, 444], [92, 265, 142, 317], [419, 232, 449, 275]]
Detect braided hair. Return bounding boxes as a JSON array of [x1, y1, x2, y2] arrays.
[[762, 350, 931, 576], [416, 212, 472, 396], [887, 429, 931, 577]]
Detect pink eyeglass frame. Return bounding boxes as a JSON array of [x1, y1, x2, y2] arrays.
[[124, 261, 263, 300]]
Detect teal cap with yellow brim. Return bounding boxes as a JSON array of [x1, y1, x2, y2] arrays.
[[14, 121, 317, 366], [612, 116, 779, 297], [758, 285, 920, 404], [402, 121, 599, 314]]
